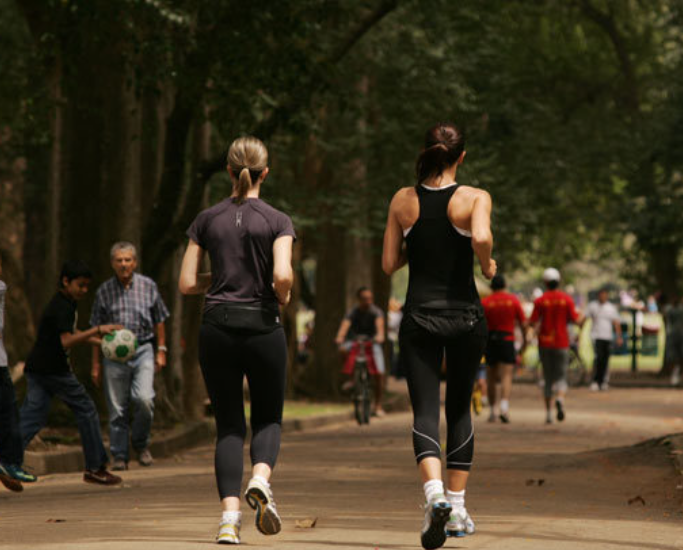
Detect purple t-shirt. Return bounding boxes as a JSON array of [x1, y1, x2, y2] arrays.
[[187, 198, 296, 311]]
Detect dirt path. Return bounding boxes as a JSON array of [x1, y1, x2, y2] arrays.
[[1, 385, 682, 550]]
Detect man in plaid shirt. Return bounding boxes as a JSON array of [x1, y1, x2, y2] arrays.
[[91, 242, 170, 470]]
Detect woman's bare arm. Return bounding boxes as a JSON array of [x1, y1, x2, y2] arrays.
[[382, 194, 408, 275], [470, 190, 497, 280], [273, 236, 294, 306], [179, 240, 212, 295]]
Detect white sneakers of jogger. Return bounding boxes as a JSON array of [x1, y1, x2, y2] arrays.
[[216, 517, 241, 545], [446, 507, 476, 537], [420, 494, 452, 550], [245, 477, 282, 536]]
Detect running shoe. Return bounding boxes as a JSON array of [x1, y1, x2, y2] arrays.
[[84, 468, 122, 485], [487, 411, 496, 423], [245, 478, 282, 535], [555, 400, 565, 422], [216, 517, 241, 545], [446, 507, 476, 537], [0, 463, 22, 492], [112, 458, 128, 471], [5, 464, 37, 483], [589, 382, 599, 392], [499, 413, 510, 424], [420, 494, 451, 550], [137, 448, 153, 467]]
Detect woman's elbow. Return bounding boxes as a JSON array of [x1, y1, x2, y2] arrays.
[[472, 229, 492, 248], [382, 259, 394, 276], [178, 277, 193, 295], [274, 269, 294, 289]]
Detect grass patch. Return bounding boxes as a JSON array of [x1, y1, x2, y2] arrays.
[[243, 402, 349, 419]]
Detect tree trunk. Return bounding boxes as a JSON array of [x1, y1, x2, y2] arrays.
[[311, 222, 347, 397], [0, 127, 36, 362], [46, 54, 64, 302], [284, 238, 302, 398], [180, 115, 212, 420]]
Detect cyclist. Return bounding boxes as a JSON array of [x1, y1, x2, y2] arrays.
[[382, 122, 494, 549], [335, 287, 386, 417], [180, 136, 295, 545], [530, 268, 584, 424], [587, 287, 623, 391], [481, 274, 526, 423]]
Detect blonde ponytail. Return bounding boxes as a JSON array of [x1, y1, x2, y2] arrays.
[[236, 168, 252, 204], [227, 136, 268, 205]]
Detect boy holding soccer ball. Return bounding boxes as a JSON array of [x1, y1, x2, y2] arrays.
[[20, 260, 123, 485]]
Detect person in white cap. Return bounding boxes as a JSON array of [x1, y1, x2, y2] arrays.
[[529, 268, 584, 423]]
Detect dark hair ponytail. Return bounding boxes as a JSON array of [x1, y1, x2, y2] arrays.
[[415, 123, 466, 184]]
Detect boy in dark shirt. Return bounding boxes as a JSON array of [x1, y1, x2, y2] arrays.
[[20, 261, 123, 485]]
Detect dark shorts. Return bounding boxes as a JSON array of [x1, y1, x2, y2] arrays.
[[485, 331, 516, 365]]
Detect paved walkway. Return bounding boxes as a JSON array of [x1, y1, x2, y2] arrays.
[[1, 385, 682, 549]]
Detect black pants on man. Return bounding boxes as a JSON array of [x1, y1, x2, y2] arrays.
[[0, 367, 23, 467], [593, 339, 612, 387]]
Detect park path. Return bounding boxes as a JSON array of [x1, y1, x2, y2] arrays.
[[1, 384, 682, 550]]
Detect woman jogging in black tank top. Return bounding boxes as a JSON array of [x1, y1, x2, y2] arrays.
[[179, 136, 295, 545], [382, 123, 496, 550]]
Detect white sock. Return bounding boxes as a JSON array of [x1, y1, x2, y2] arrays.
[[446, 489, 465, 511], [546, 410, 553, 422], [222, 511, 241, 524], [423, 479, 444, 502], [500, 399, 509, 414], [252, 475, 270, 488]]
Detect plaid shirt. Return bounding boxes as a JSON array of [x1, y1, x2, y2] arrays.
[[90, 273, 169, 343]]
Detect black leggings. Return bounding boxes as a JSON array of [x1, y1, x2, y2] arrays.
[[198, 323, 287, 499], [400, 316, 487, 471]]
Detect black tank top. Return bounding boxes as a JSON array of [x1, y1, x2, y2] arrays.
[[404, 184, 480, 309]]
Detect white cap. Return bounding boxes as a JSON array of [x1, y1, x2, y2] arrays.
[[543, 267, 561, 283]]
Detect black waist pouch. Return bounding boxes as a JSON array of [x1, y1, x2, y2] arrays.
[[408, 301, 484, 339], [203, 303, 281, 334], [488, 330, 512, 343]]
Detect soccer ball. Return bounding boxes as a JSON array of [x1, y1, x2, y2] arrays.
[[101, 329, 138, 363]]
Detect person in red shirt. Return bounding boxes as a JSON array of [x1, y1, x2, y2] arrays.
[[482, 275, 526, 423], [530, 268, 584, 424]]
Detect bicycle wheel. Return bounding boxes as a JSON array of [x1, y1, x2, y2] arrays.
[[362, 370, 372, 424], [567, 351, 587, 387], [353, 362, 365, 425]]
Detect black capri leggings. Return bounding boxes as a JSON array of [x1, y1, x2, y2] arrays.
[[199, 323, 287, 499], [400, 315, 487, 471]]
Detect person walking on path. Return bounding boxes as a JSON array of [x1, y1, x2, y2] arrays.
[[179, 136, 295, 545], [382, 122, 495, 549], [530, 268, 584, 424], [481, 274, 526, 423], [0, 254, 33, 492], [335, 286, 387, 416], [90, 242, 170, 471], [587, 287, 623, 391], [20, 261, 122, 485], [663, 297, 683, 386]]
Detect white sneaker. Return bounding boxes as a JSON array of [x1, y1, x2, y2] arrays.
[[671, 368, 681, 386], [245, 478, 282, 535], [446, 507, 476, 537], [600, 383, 609, 391], [589, 382, 599, 392], [420, 494, 451, 550], [216, 517, 241, 545]]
